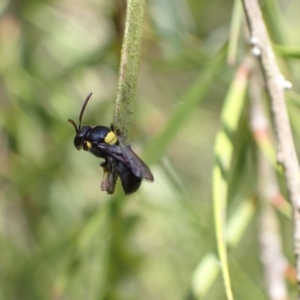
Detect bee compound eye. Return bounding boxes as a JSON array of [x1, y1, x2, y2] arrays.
[[74, 135, 83, 150], [104, 131, 117, 145]]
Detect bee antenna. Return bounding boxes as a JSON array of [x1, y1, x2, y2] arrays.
[[68, 119, 79, 133], [79, 92, 93, 128]]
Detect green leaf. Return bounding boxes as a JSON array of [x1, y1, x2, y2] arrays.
[[213, 60, 250, 300]]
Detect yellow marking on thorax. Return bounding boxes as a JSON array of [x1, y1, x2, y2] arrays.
[[105, 131, 117, 145], [86, 141, 92, 149]]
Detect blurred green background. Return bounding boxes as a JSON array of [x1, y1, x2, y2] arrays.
[[1, 0, 300, 299]]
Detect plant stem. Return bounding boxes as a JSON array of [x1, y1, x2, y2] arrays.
[[113, 0, 145, 141], [241, 0, 300, 296]]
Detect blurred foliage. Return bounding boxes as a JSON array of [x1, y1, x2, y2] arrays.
[[0, 0, 300, 299]]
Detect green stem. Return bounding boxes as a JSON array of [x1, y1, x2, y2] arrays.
[[113, 0, 145, 141]]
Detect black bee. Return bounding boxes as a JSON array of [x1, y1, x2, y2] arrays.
[[68, 92, 154, 194]]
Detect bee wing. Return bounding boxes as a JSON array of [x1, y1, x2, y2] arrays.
[[116, 135, 154, 182], [93, 138, 154, 182], [93, 142, 127, 164]]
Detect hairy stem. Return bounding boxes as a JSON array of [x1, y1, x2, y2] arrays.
[[113, 0, 145, 141]]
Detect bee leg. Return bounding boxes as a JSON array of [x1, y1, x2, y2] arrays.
[[100, 158, 118, 194], [100, 160, 107, 168], [100, 159, 112, 193]]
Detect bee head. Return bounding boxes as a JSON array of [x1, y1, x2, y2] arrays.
[[68, 93, 118, 151], [68, 92, 93, 150]]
